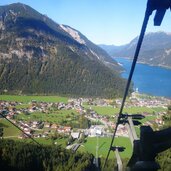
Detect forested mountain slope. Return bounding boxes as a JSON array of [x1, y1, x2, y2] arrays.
[[0, 3, 127, 98]]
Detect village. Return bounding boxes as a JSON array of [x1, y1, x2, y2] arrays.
[[0, 92, 170, 142]]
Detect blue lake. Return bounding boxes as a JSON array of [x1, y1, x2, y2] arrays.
[[114, 57, 171, 98]]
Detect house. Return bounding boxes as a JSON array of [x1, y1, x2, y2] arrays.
[[44, 123, 50, 128], [23, 127, 30, 132], [155, 118, 163, 125], [33, 121, 38, 125], [89, 125, 104, 136], [64, 126, 71, 132], [71, 132, 80, 139], [57, 128, 65, 133], [51, 124, 58, 129], [32, 121, 38, 128]]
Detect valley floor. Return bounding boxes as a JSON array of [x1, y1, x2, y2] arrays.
[[0, 92, 169, 159]]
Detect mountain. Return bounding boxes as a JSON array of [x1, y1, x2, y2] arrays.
[[99, 44, 126, 56], [100, 32, 171, 68], [0, 3, 127, 98]]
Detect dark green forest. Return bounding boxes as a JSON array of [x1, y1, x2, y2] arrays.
[[0, 139, 96, 171], [0, 139, 124, 171], [156, 106, 171, 171], [0, 47, 127, 98]]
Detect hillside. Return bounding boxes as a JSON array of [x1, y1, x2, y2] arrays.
[[0, 139, 96, 171], [100, 32, 171, 68], [0, 3, 127, 98]]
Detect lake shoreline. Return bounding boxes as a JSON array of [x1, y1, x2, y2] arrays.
[[114, 57, 171, 98], [113, 57, 171, 70]]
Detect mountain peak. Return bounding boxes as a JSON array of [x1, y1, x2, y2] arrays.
[[0, 3, 125, 97], [0, 2, 45, 27], [0, 2, 32, 13], [100, 31, 171, 69]]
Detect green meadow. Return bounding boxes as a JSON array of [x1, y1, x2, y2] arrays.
[[36, 137, 67, 147], [84, 105, 166, 115], [16, 110, 79, 124], [0, 95, 68, 103], [0, 119, 20, 137], [79, 136, 132, 159], [9, 137, 67, 147]]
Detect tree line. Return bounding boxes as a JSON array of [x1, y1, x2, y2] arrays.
[[0, 139, 96, 171], [156, 105, 171, 171]]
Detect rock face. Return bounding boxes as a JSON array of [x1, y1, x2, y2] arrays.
[[100, 32, 171, 68], [0, 3, 126, 98]]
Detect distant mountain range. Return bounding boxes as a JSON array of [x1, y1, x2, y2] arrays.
[[100, 32, 171, 69], [0, 3, 127, 98]]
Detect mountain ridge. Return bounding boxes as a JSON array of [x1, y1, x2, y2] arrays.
[[0, 3, 127, 98], [99, 31, 171, 69]]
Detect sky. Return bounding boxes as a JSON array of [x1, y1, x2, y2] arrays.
[[0, 0, 171, 45]]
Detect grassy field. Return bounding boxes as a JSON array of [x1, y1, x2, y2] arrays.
[[0, 95, 68, 103], [140, 115, 156, 123], [23, 137, 67, 147], [15, 104, 32, 109], [84, 105, 166, 115], [36, 137, 67, 147], [16, 109, 79, 124], [79, 137, 132, 159], [10, 137, 67, 148], [0, 119, 20, 137]]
